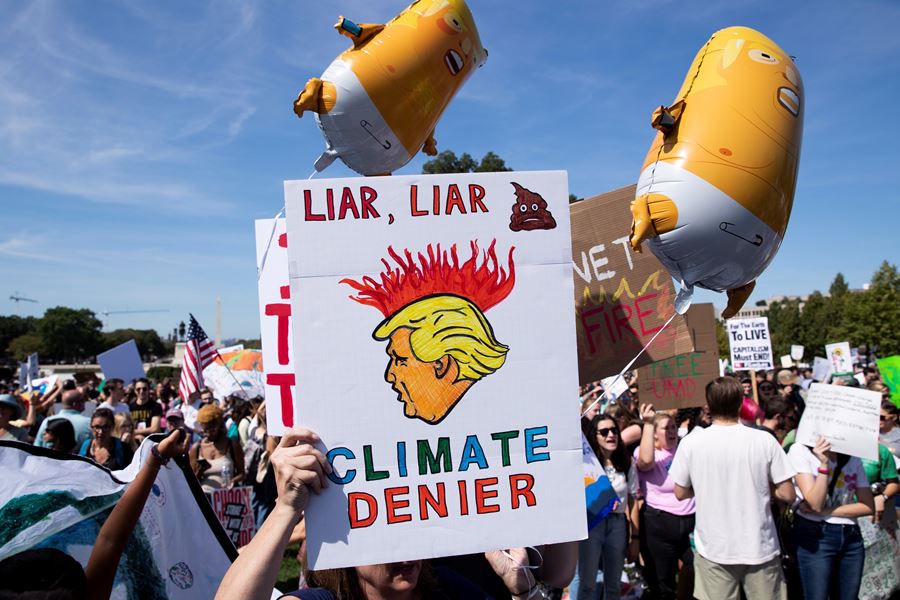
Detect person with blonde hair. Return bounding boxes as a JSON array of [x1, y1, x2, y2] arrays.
[[113, 412, 138, 453], [190, 404, 244, 493]]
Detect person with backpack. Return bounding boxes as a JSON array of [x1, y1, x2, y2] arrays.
[[787, 437, 876, 600], [79, 407, 133, 470]]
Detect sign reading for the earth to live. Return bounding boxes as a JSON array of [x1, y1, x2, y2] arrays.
[[284, 171, 585, 570]]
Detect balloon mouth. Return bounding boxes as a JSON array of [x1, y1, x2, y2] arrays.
[[777, 86, 799, 117], [444, 49, 464, 76]]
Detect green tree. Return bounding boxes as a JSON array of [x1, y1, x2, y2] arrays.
[[232, 338, 262, 349], [102, 329, 166, 361], [852, 261, 900, 355], [38, 307, 103, 363], [766, 298, 802, 359], [716, 319, 730, 360], [421, 150, 511, 174], [7, 334, 45, 361], [0, 316, 39, 360], [829, 273, 849, 297]]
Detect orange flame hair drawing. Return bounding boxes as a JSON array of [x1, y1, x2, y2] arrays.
[[340, 240, 515, 317]]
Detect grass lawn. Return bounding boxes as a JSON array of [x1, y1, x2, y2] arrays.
[[276, 543, 302, 593]]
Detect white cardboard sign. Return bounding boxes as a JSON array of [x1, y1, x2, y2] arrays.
[[825, 342, 853, 375], [726, 317, 773, 370], [812, 356, 832, 382], [285, 171, 586, 569], [256, 218, 299, 436], [97, 340, 145, 384], [795, 383, 880, 460], [791, 345, 804, 361]]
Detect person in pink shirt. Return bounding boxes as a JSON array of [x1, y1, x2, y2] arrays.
[[635, 404, 697, 600]]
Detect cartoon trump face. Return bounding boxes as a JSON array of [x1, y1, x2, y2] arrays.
[[341, 241, 514, 424]]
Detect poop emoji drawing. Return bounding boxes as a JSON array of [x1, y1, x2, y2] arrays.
[[341, 240, 515, 425], [508, 182, 557, 232]]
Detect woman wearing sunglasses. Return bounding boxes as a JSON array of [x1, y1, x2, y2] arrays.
[[78, 407, 133, 470], [635, 404, 696, 600], [570, 413, 639, 600]]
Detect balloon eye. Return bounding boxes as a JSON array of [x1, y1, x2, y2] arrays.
[[519, 205, 527, 213], [749, 49, 779, 64], [443, 13, 464, 32], [531, 204, 538, 211]]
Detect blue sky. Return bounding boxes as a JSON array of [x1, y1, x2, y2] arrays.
[[1, 0, 898, 339]]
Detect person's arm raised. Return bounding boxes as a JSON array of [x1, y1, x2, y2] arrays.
[[636, 404, 657, 471], [85, 429, 191, 600], [215, 428, 331, 600], [794, 438, 831, 513]]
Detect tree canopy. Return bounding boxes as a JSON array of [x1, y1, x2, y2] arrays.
[[421, 150, 512, 174]]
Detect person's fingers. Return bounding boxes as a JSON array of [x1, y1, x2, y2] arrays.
[[277, 444, 332, 474], [279, 428, 321, 448], [287, 455, 328, 492]]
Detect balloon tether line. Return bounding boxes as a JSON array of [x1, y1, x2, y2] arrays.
[[257, 169, 317, 281]]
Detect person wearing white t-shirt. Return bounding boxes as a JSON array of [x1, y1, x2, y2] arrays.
[[97, 378, 131, 417], [787, 438, 874, 600], [669, 377, 796, 600]]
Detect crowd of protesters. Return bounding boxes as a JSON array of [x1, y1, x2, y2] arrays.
[[0, 358, 898, 600]]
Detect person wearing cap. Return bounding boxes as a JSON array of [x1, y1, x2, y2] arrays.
[[0, 394, 28, 442]]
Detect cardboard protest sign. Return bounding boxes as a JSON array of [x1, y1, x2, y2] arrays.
[[581, 434, 617, 530], [255, 218, 299, 435], [791, 345, 804, 361], [29, 375, 58, 397], [638, 303, 719, 410], [876, 356, 900, 405], [825, 342, 853, 375], [601, 375, 629, 401], [285, 171, 586, 569], [780, 355, 793, 368], [726, 317, 773, 370], [570, 185, 693, 384], [97, 340, 145, 384], [208, 486, 255, 547], [812, 356, 832, 382], [796, 383, 880, 460]]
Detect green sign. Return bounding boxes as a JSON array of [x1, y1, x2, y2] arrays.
[[877, 355, 900, 407]]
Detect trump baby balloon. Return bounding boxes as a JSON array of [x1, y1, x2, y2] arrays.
[[630, 26, 803, 318], [293, 0, 487, 176]]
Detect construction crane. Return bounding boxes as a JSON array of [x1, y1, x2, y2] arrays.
[[9, 292, 38, 304], [100, 309, 169, 317]]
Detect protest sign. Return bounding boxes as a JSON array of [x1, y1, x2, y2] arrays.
[[812, 356, 832, 383], [581, 433, 617, 530], [285, 171, 585, 569], [719, 358, 729, 376], [97, 340, 145, 384], [876, 356, 900, 405], [791, 345, 804, 361], [825, 342, 853, 376], [795, 383, 880, 460], [29, 375, 58, 397], [256, 218, 299, 436], [726, 317, 773, 370], [570, 185, 693, 383], [780, 355, 793, 368], [600, 375, 629, 401], [638, 303, 719, 410], [19, 353, 40, 391], [208, 486, 255, 547]]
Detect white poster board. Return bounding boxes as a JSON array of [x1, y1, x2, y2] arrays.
[[255, 218, 298, 436], [825, 342, 853, 375], [285, 171, 586, 569], [601, 375, 629, 402], [812, 356, 832, 382], [97, 340, 145, 383], [791, 345, 804, 361], [726, 317, 773, 370], [795, 383, 880, 460], [780, 355, 793, 368]]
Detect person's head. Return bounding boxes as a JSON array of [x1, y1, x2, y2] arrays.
[[0, 547, 86, 599], [757, 380, 777, 402], [133, 378, 151, 403], [761, 394, 791, 428], [581, 396, 600, 423], [880, 399, 898, 434], [740, 377, 752, 397], [114, 412, 134, 436], [863, 366, 879, 384], [588, 413, 631, 473], [165, 408, 184, 432], [104, 378, 125, 403], [43, 418, 77, 453], [653, 412, 679, 450], [706, 377, 743, 421], [628, 385, 639, 402], [60, 390, 85, 413], [90, 408, 115, 444], [604, 401, 638, 433], [307, 561, 433, 600], [869, 381, 891, 403], [740, 397, 763, 424], [0, 394, 23, 424], [199, 389, 215, 405], [197, 404, 225, 441]]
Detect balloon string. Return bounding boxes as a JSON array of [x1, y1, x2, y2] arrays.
[[257, 170, 317, 281], [580, 310, 678, 418], [501, 547, 544, 599]]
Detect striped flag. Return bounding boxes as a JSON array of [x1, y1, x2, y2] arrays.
[[179, 314, 217, 401]]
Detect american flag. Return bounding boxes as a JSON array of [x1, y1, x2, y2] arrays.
[[178, 314, 217, 401]]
